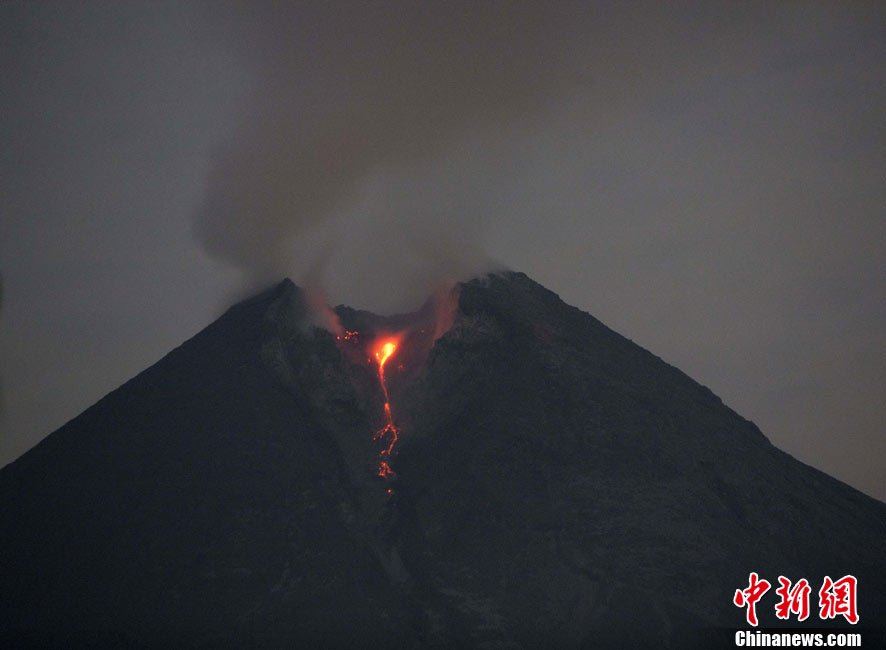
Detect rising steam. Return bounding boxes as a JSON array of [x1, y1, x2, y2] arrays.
[[192, 2, 587, 311]]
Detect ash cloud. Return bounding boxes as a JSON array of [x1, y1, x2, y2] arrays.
[[193, 2, 594, 311]]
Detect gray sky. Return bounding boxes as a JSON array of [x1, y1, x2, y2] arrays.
[[1, 1, 884, 501]]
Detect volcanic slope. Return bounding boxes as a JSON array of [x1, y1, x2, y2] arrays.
[[1, 272, 884, 648]]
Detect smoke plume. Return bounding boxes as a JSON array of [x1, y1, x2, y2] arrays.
[[192, 2, 590, 311]]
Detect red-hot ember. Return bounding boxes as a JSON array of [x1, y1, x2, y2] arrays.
[[371, 337, 401, 480], [336, 329, 360, 343]]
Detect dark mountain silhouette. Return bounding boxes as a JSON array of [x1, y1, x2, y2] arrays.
[[2, 272, 884, 648]]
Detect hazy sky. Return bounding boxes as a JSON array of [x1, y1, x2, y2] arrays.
[[1, 1, 884, 501]]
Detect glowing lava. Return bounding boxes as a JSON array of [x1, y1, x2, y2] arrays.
[[339, 329, 359, 342], [371, 337, 401, 480]]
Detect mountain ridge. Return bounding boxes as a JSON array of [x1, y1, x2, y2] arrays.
[[2, 271, 883, 648]]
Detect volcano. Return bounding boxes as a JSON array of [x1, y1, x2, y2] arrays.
[[2, 272, 884, 648]]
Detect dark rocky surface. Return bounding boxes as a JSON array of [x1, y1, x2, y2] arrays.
[[2, 272, 884, 648]]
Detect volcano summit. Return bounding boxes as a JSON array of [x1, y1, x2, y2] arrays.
[[1, 272, 884, 648]]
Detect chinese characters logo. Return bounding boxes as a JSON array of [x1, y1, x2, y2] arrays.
[[734, 573, 858, 626]]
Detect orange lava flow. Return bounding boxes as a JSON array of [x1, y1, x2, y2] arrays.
[[371, 338, 401, 480]]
